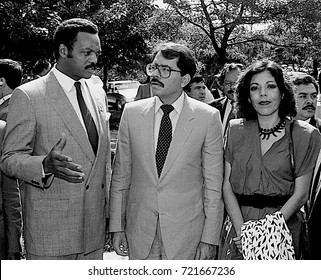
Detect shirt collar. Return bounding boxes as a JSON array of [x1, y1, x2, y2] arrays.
[[53, 65, 86, 93], [154, 92, 185, 115]]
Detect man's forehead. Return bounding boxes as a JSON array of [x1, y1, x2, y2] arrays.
[[295, 83, 318, 94]]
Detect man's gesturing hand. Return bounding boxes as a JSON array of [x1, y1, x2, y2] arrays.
[[43, 133, 85, 183]]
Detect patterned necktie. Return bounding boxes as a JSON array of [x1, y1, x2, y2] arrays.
[[74, 81, 99, 155], [156, 104, 174, 177]]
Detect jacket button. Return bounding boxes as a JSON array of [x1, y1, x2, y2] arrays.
[[86, 185, 89, 190], [101, 184, 105, 189]]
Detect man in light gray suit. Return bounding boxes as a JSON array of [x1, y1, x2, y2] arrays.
[[1, 18, 111, 260], [110, 42, 224, 260]]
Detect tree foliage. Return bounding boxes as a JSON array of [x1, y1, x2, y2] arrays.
[[164, 0, 321, 75], [1, 0, 321, 82], [0, 0, 155, 80]]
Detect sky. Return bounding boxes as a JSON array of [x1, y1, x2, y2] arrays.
[[154, 0, 165, 8]]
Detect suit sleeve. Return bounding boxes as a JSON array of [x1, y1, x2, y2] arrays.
[[201, 109, 224, 245], [1, 173, 22, 253], [1, 88, 46, 188], [109, 107, 132, 232]]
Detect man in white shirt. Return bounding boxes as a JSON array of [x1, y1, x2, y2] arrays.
[[110, 42, 224, 260], [1, 18, 111, 260]]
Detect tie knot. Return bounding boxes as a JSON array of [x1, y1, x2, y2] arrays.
[[74, 81, 81, 91], [161, 104, 174, 115]]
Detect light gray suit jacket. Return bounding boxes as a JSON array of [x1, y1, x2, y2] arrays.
[[1, 70, 111, 256], [109, 95, 224, 259]]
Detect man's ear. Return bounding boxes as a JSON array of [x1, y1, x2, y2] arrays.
[[181, 74, 191, 88], [59, 44, 69, 58], [0, 78, 5, 87]]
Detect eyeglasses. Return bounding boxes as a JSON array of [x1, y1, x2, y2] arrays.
[[146, 63, 181, 79]]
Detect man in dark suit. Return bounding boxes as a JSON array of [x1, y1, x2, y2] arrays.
[[210, 63, 243, 132], [0, 59, 22, 121], [0, 120, 22, 260], [292, 73, 321, 132], [308, 151, 321, 259], [0, 59, 23, 260], [1, 18, 111, 260], [293, 74, 321, 259]]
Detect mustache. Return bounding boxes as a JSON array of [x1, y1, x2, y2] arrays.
[[151, 78, 164, 87], [85, 63, 96, 69], [303, 105, 315, 110]]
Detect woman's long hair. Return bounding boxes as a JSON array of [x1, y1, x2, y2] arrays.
[[236, 60, 296, 120]]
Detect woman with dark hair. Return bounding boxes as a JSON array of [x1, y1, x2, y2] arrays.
[[220, 60, 321, 259]]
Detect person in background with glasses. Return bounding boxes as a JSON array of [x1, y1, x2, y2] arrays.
[[109, 42, 224, 260], [212, 63, 243, 132]]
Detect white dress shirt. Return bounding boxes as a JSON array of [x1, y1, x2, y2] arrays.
[[222, 99, 232, 132], [154, 92, 185, 151], [53, 66, 99, 133]]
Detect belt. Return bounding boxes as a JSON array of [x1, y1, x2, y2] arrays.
[[235, 193, 291, 209]]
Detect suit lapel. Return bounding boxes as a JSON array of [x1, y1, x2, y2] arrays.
[[46, 73, 95, 163], [221, 98, 228, 120], [140, 98, 158, 180], [84, 79, 110, 183], [159, 97, 194, 180]]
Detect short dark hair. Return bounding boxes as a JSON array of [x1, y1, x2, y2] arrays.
[[219, 63, 244, 85], [184, 74, 204, 92], [152, 42, 196, 78], [33, 59, 51, 76], [236, 60, 296, 120], [0, 59, 23, 89], [291, 73, 319, 94], [54, 18, 98, 59]]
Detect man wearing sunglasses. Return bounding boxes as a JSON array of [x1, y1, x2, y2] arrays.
[[110, 42, 224, 260]]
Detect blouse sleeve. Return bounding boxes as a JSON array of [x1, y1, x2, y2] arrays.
[[293, 122, 321, 178], [224, 119, 242, 163]]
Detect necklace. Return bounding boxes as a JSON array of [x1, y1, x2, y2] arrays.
[[259, 119, 286, 140]]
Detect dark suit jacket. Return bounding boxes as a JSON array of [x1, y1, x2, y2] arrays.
[[0, 98, 10, 121], [134, 83, 151, 101], [0, 122, 22, 259], [309, 116, 321, 133], [307, 116, 321, 259]]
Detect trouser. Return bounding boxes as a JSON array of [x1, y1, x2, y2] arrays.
[[26, 247, 103, 260]]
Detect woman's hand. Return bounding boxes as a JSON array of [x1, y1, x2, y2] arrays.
[[233, 228, 243, 253]]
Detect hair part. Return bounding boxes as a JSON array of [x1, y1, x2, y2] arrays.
[[54, 18, 98, 60], [236, 60, 296, 120], [0, 59, 23, 89]]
